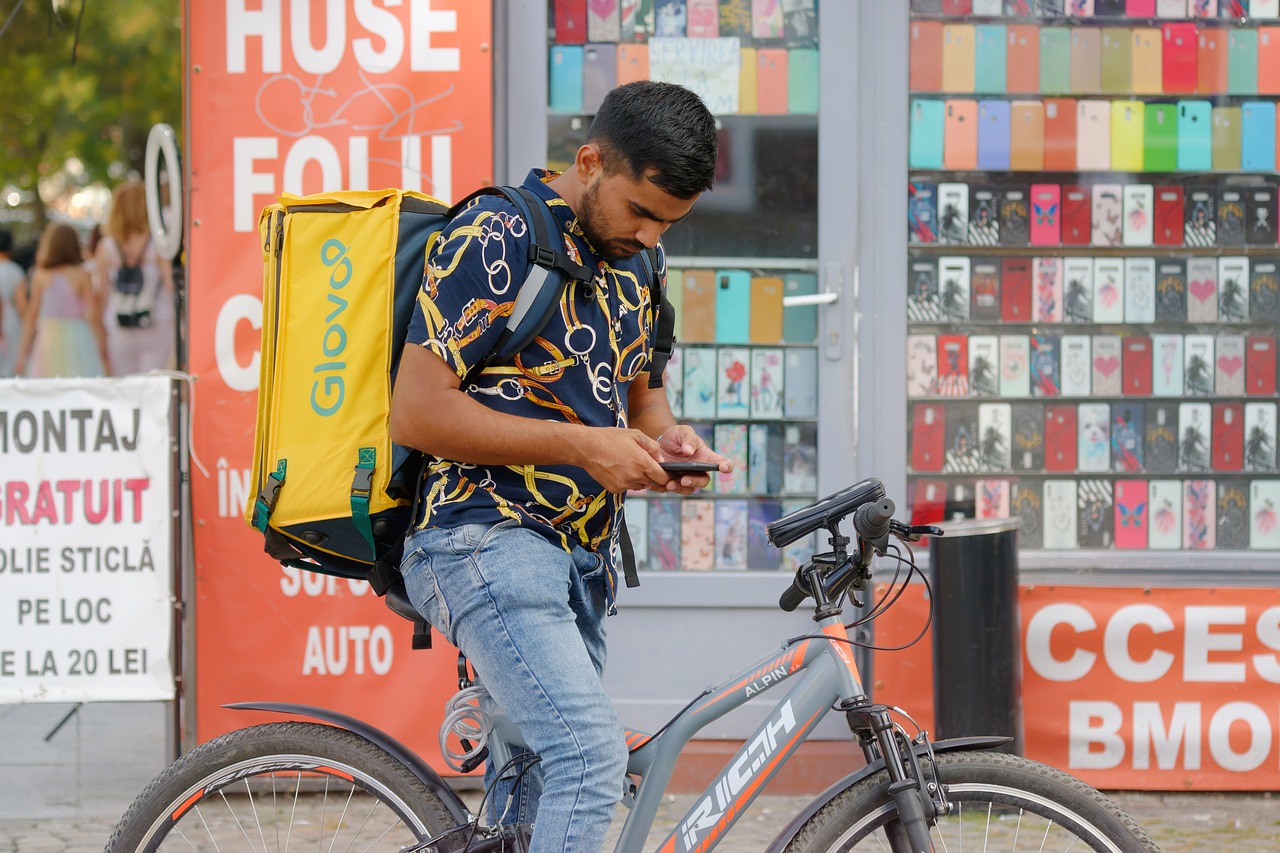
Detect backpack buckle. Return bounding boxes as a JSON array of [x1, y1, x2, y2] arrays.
[[351, 465, 373, 496]]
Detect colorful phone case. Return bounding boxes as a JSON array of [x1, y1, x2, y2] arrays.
[[554, 0, 588, 44], [1246, 336, 1278, 395], [1182, 480, 1215, 550], [1123, 336, 1154, 395], [1260, 27, 1280, 94], [1145, 404, 1179, 473], [1032, 333, 1062, 397], [1043, 98, 1079, 171], [1010, 402, 1043, 471], [1127, 0, 1158, 12], [910, 100, 946, 169], [909, 259, 941, 323], [999, 186, 1030, 246], [971, 262, 1002, 322], [1154, 185, 1184, 246], [1040, 28, 1072, 95], [938, 182, 971, 245], [1061, 184, 1091, 244], [681, 346, 717, 419], [944, 100, 980, 170], [756, 48, 789, 115], [679, 499, 715, 569], [1216, 479, 1250, 549], [1114, 480, 1148, 548], [784, 348, 818, 417], [1100, 28, 1132, 95], [1242, 102, 1277, 171], [1068, 0, 1096, 14], [1184, 184, 1216, 247], [911, 404, 947, 472], [1144, 104, 1178, 172], [1044, 406, 1079, 471], [1078, 403, 1112, 473], [788, 48, 819, 114], [716, 347, 752, 418], [750, 0, 783, 39], [1162, 23, 1197, 94], [713, 499, 747, 569], [1070, 28, 1102, 95], [1007, 26, 1041, 95], [1156, 259, 1188, 322], [1177, 100, 1213, 171], [738, 47, 758, 114], [911, 479, 947, 526], [681, 270, 717, 343], [1063, 258, 1095, 324], [942, 24, 977, 94], [1213, 402, 1245, 471], [1189, 0, 1218, 15], [1092, 183, 1123, 246], [685, 0, 718, 37], [749, 276, 784, 343], [1212, 106, 1243, 171], [1186, 256, 1219, 323], [1124, 257, 1156, 323], [1250, 480, 1280, 549], [617, 44, 649, 86], [1122, 184, 1155, 247], [1147, 480, 1184, 549], [549, 46, 585, 114], [1152, 333, 1185, 397], [781, 0, 817, 44], [1093, 258, 1126, 323], [1076, 100, 1111, 171], [783, 273, 819, 343], [1131, 28, 1164, 95], [975, 25, 1008, 95], [1248, 185, 1279, 246], [1184, 334, 1216, 397], [714, 270, 752, 343], [582, 44, 617, 114], [1029, 184, 1062, 246], [587, 0, 622, 41], [1010, 101, 1046, 170], [1178, 402, 1213, 472], [1092, 336, 1124, 399], [1001, 335, 1032, 398], [978, 100, 1012, 170], [656, 0, 688, 36], [1002, 258, 1033, 322], [1110, 100, 1145, 172], [1033, 258, 1064, 323], [1228, 30, 1259, 96], [749, 349, 784, 419], [1198, 27, 1229, 95], [1217, 334, 1247, 396], [976, 402, 1012, 471]]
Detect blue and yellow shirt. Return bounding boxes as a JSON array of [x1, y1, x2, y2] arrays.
[[405, 169, 665, 605]]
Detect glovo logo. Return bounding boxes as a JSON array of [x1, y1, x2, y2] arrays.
[[312, 238, 353, 416]]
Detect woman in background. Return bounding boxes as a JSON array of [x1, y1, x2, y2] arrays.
[[14, 222, 108, 378]]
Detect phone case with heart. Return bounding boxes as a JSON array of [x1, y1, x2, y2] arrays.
[[1216, 334, 1246, 396], [1186, 256, 1219, 324], [1092, 335, 1123, 398]]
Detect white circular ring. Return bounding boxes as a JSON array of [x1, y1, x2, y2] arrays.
[[144, 123, 183, 261]]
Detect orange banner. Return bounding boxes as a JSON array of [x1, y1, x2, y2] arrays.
[[874, 584, 1280, 790], [185, 1, 492, 754]]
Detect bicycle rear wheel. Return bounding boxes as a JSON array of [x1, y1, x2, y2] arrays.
[[784, 750, 1161, 853], [106, 721, 460, 853]]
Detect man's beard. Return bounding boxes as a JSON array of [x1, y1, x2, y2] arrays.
[[579, 182, 643, 262]]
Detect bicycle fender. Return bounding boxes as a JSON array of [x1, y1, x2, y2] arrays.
[[761, 735, 1013, 853], [226, 701, 473, 825]]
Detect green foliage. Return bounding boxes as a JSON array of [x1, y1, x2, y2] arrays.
[[0, 0, 181, 228]]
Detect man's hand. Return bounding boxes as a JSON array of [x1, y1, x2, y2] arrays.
[[578, 427, 672, 494], [652, 424, 731, 495]]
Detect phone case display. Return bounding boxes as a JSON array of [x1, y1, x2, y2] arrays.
[[908, 5, 1280, 552]]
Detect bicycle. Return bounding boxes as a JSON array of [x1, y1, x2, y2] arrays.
[[106, 477, 1160, 853]]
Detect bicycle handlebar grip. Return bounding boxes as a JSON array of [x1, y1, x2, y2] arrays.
[[779, 579, 809, 612], [854, 498, 896, 541]]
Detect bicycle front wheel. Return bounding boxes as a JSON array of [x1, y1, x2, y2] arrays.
[[106, 721, 461, 853], [785, 750, 1160, 853]]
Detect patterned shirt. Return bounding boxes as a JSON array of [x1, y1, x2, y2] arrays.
[[405, 170, 665, 607]]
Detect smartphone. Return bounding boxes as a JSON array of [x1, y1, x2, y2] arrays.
[[1110, 100, 1145, 172], [1044, 98, 1078, 170], [978, 100, 1012, 170], [1144, 104, 1178, 172], [554, 0, 588, 44], [1076, 100, 1112, 171], [1070, 28, 1102, 95], [1100, 28, 1132, 95], [1011, 101, 1046, 170], [581, 44, 617, 114], [1177, 100, 1213, 171], [788, 48, 819, 114], [1007, 25, 1041, 94], [943, 24, 977, 94], [1130, 28, 1163, 95], [1040, 28, 1072, 95], [715, 269, 752, 343], [975, 25, 1008, 94], [1162, 23, 1197, 93], [756, 48, 789, 115], [681, 270, 717, 343], [1242, 102, 1278, 171], [1198, 27, 1229, 95], [944, 100, 980, 170], [617, 44, 649, 86], [1227, 30, 1259, 96], [738, 47, 758, 114], [1212, 106, 1242, 171], [661, 460, 720, 474], [549, 46, 585, 114], [1260, 28, 1280, 95]]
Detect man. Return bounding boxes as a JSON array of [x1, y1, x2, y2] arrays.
[[389, 81, 727, 852]]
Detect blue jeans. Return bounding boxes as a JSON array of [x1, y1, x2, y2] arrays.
[[401, 520, 627, 853]]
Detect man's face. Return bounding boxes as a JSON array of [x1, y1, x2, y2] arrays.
[[577, 165, 699, 263]]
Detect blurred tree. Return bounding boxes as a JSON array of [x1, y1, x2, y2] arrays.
[[0, 0, 181, 232]]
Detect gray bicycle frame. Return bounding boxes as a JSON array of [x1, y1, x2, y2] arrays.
[[486, 609, 866, 853]]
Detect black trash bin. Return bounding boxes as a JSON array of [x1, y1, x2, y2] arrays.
[[928, 517, 1023, 755]]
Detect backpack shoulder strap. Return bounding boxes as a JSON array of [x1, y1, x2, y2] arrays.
[[638, 246, 674, 389]]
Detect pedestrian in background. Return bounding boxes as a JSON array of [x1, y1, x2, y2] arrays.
[[0, 227, 25, 377], [14, 222, 108, 378], [94, 180, 175, 374]]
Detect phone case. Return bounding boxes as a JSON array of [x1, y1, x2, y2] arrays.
[[622, 0, 649, 40], [937, 332, 971, 396], [944, 483, 978, 526], [1177, 100, 1213, 170], [1045, 407, 1079, 472], [1001, 335, 1032, 397], [1091, 335, 1122, 398], [1156, 0, 1186, 13], [1077, 479, 1114, 547], [1122, 184, 1155, 247], [1033, 258, 1064, 323], [682, 346, 717, 418], [645, 497, 680, 570], [1002, 258, 1033, 321], [971, 336, 1001, 397], [1183, 480, 1216, 550], [1069, 28, 1102, 95], [999, 186, 1031, 245], [977, 402, 1013, 470], [1162, 24, 1198, 93], [616, 44, 650, 86], [1114, 480, 1148, 549], [656, 0, 688, 36], [757, 48, 789, 115], [1256, 0, 1280, 16], [1186, 256, 1218, 323], [1250, 480, 1280, 549], [781, 0, 818, 45], [582, 44, 617, 114], [1127, 0, 1158, 11], [1131, 28, 1164, 95], [588, 0, 622, 41], [1061, 335, 1093, 396], [1007, 403, 1041, 471], [679, 499, 715, 569], [1122, 336, 1154, 395], [555, 0, 588, 44], [746, 500, 783, 570], [1012, 480, 1044, 548], [1252, 260, 1280, 321], [938, 182, 971, 245], [939, 256, 973, 322], [972, 262, 1002, 322], [1111, 101, 1145, 172], [788, 48, 819, 114], [1197, 27, 1229, 95], [907, 335, 937, 399], [978, 101, 1012, 170], [750, 0, 783, 38], [715, 350, 752, 426], [738, 47, 758, 114], [1261, 27, 1280, 94], [1153, 185, 1184, 246], [1217, 186, 1248, 246], [1189, 0, 1218, 15], [1029, 184, 1061, 245], [1155, 260, 1188, 322], [1091, 183, 1123, 246], [713, 499, 748, 569], [1040, 29, 1072, 95], [1184, 334, 1215, 397], [1124, 257, 1156, 323], [943, 403, 981, 473], [942, 25, 977, 94], [1032, 333, 1062, 397], [1010, 101, 1046, 170], [1241, 103, 1278, 170], [1228, 30, 1259, 96], [1093, 258, 1126, 322], [1068, 0, 1096, 13], [1007, 26, 1041, 95], [1097, 0, 1128, 14], [1247, 336, 1278, 395], [783, 273, 819, 342], [1183, 183, 1216, 247], [1215, 479, 1250, 549], [911, 479, 947, 526], [1100, 28, 1132, 95], [916, 399, 947, 468], [944, 100, 980, 170], [975, 26, 1008, 95], [1111, 403, 1144, 472], [908, 259, 943, 322], [1212, 106, 1243, 171], [685, 0, 718, 37], [681, 271, 717, 343], [1248, 184, 1280, 246], [549, 46, 585, 114], [1244, 402, 1278, 472], [910, 101, 946, 169], [1152, 333, 1185, 397], [1076, 100, 1111, 171], [1219, 256, 1251, 322], [973, 0, 1005, 12], [749, 276, 784, 343], [749, 349, 784, 419], [1061, 184, 1091, 244], [1214, 402, 1245, 471], [1178, 402, 1213, 472], [1043, 98, 1079, 170], [1217, 334, 1246, 396], [1146, 404, 1179, 473], [1147, 480, 1183, 549], [1142, 104, 1178, 173], [1063, 258, 1095, 323], [970, 190, 999, 249], [715, 270, 752, 343], [784, 348, 817, 418], [664, 345, 684, 417], [975, 480, 1011, 520]]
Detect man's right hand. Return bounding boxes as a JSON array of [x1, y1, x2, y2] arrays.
[[576, 427, 670, 494]]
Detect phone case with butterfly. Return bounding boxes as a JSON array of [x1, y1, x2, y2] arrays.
[[1155, 259, 1188, 322], [1213, 402, 1245, 471], [1185, 256, 1218, 324], [943, 403, 980, 474], [1182, 480, 1216, 549], [978, 403, 1013, 471], [1251, 260, 1280, 322], [1124, 257, 1156, 324], [938, 256, 972, 322], [1011, 402, 1044, 470], [1092, 258, 1125, 324], [1060, 185, 1092, 245], [1246, 336, 1278, 396], [970, 335, 1001, 397], [1152, 334, 1185, 397], [999, 186, 1031, 246], [1217, 187, 1248, 247], [1145, 405, 1179, 475], [937, 183, 970, 245], [1032, 334, 1062, 398], [1215, 479, 1250, 549], [1122, 336, 1154, 396], [1122, 184, 1154, 247], [1000, 335, 1032, 398], [1042, 480, 1079, 549], [1178, 402, 1213, 473], [1078, 479, 1114, 548], [1091, 184, 1123, 247], [1111, 403, 1145, 471], [1216, 335, 1246, 396], [1154, 185, 1184, 246], [1001, 258, 1033, 322], [908, 259, 943, 323], [1062, 258, 1095, 324], [1092, 335, 1123, 397], [1012, 480, 1044, 549], [1029, 184, 1061, 246], [968, 187, 1001, 246], [1184, 334, 1216, 398], [1244, 402, 1278, 472], [971, 262, 1002, 322], [1114, 480, 1148, 548], [1060, 335, 1092, 398], [1219, 257, 1251, 323], [1033, 258, 1064, 323]]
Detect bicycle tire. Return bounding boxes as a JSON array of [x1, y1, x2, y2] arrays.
[[105, 721, 461, 853], [783, 750, 1161, 853]]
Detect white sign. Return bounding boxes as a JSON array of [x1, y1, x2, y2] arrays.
[[649, 37, 741, 115], [0, 377, 175, 702]]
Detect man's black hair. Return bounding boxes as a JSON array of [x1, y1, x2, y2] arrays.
[[588, 81, 718, 200], [0, 228, 11, 254]]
